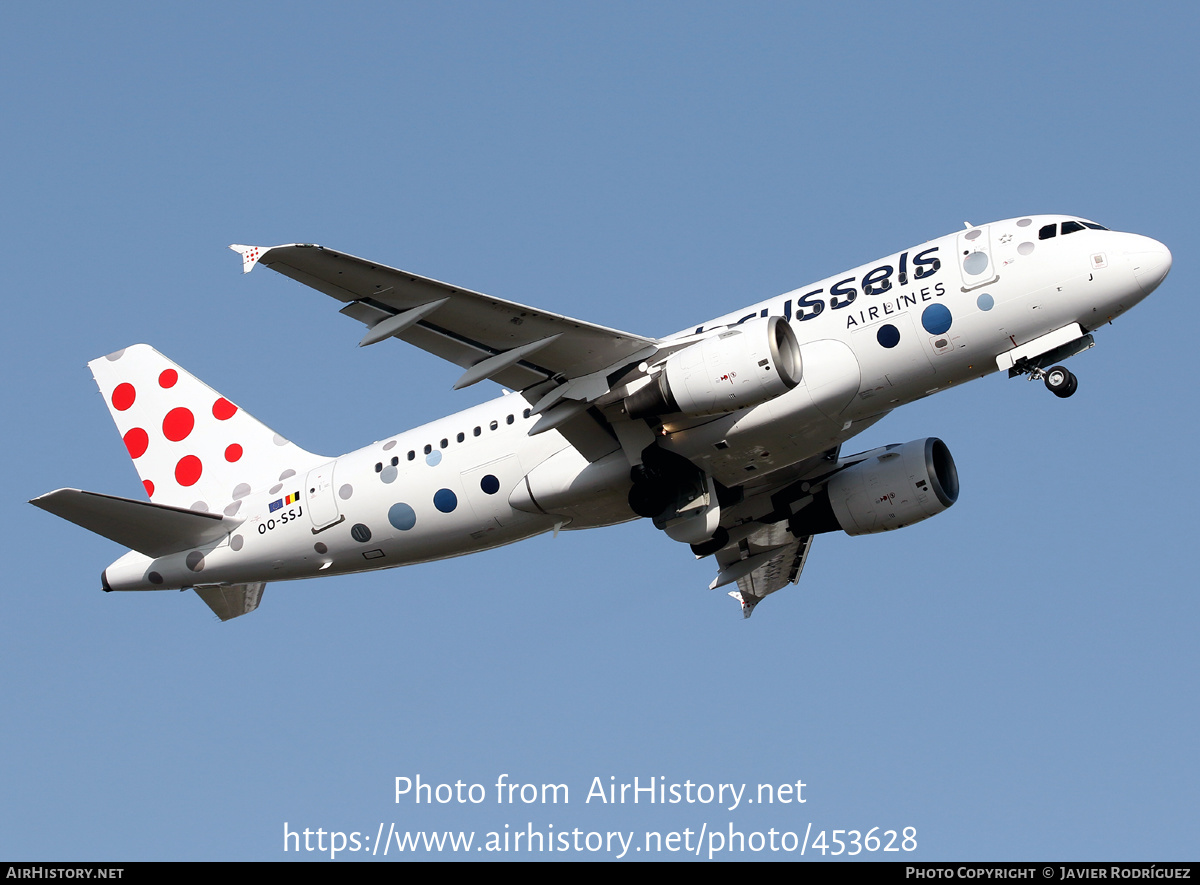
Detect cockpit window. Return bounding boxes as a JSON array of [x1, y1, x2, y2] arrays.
[[1061, 221, 1085, 235], [1082, 222, 1109, 231], [1039, 224, 1057, 240]]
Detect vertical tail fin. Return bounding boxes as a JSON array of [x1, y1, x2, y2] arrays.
[[89, 344, 323, 515]]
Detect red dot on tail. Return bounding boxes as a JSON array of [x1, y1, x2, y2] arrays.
[[143, 479, 155, 497], [175, 455, 202, 486], [112, 383, 136, 411], [225, 443, 243, 462], [163, 407, 195, 442], [123, 427, 149, 459], [159, 369, 178, 388], [212, 398, 237, 420]]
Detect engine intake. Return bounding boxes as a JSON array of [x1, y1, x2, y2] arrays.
[[626, 316, 802, 419]]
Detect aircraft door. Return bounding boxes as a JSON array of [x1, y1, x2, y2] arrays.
[[957, 227, 999, 291], [305, 462, 342, 531]]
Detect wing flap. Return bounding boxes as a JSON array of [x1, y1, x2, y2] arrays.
[[31, 489, 241, 558]]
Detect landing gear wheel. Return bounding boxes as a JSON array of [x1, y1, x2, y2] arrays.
[[1044, 365, 1078, 398]]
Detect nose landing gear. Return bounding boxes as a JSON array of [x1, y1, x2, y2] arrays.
[[1004, 329, 1092, 400], [1042, 365, 1078, 398], [1013, 361, 1079, 398]]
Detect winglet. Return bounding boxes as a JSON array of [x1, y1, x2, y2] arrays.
[[728, 589, 759, 619], [230, 244, 267, 274]]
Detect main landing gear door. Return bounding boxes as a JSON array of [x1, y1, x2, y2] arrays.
[[305, 462, 342, 531]]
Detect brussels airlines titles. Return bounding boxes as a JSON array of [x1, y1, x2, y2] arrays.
[[695, 246, 945, 333]]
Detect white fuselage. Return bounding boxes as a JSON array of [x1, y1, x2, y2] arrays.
[[102, 215, 1170, 593]]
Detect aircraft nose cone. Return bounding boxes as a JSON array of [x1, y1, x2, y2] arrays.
[[1130, 238, 1172, 296]]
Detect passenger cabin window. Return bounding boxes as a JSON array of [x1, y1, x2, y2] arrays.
[[1061, 221, 1085, 235], [1039, 224, 1057, 240], [506, 414, 514, 425], [473, 426, 481, 437], [407, 450, 415, 461], [489, 420, 498, 431], [457, 432, 465, 443]]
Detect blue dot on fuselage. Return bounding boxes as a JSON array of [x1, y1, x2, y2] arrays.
[[922, 303, 953, 335], [425, 450, 442, 467], [388, 502, 416, 531], [977, 293, 994, 311], [877, 324, 901, 348], [433, 488, 458, 513]]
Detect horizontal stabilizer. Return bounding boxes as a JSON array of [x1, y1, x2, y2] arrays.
[[194, 583, 265, 621], [31, 489, 241, 558]]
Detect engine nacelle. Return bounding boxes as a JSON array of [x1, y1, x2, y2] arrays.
[[828, 438, 959, 535], [626, 316, 803, 419], [788, 438, 959, 538]]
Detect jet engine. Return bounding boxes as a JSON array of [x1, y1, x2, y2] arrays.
[[788, 438, 960, 537], [625, 316, 803, 419]]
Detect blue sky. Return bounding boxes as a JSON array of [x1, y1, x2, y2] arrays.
[[3, 2, 1197, 861]]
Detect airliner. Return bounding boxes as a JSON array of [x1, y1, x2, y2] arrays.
[[32, 215, 1171, 620]]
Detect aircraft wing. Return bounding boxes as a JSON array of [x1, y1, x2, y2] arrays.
[[708, 520, 815, 619], [234, 243, 661, 459], [233, 243, 657, 394]]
